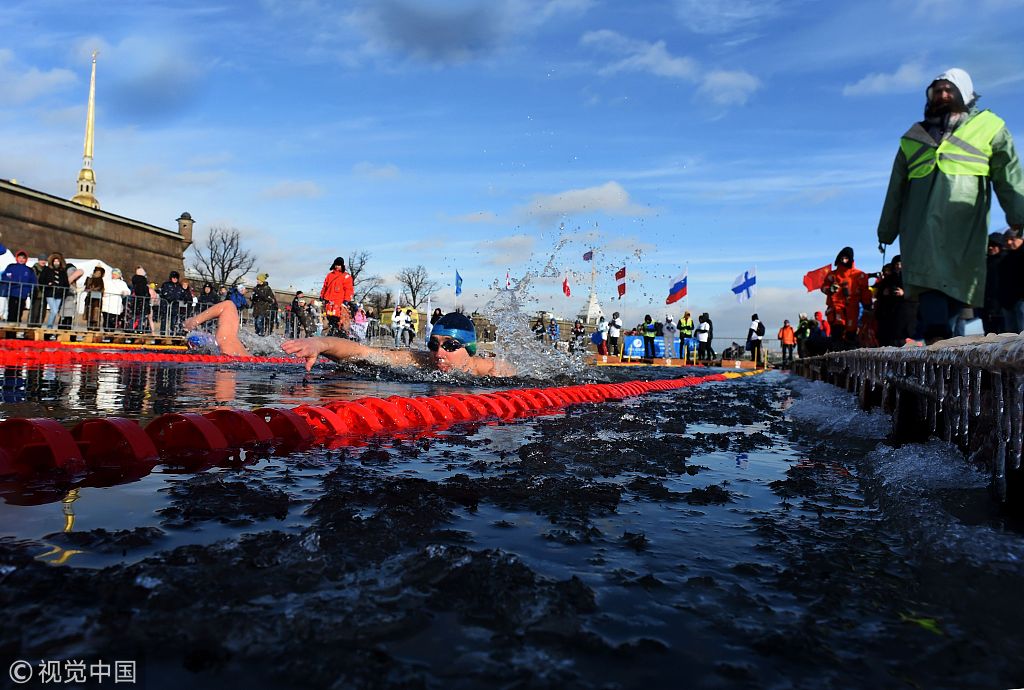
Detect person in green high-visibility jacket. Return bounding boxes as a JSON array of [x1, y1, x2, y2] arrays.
[[877, 68, 1024, 343]]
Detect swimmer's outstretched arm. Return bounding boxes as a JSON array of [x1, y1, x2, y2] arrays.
[[282, 336, 421, 372]]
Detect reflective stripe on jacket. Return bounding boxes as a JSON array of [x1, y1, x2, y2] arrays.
[[900, 110, 1005, 179]]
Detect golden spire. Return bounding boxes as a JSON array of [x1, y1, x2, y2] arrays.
[[71, 51, 100, 209]]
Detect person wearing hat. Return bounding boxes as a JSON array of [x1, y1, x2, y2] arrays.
[[101, 268, 132, 331], [1, 249, 36, 324], [319, 257, 354, 337], [157, 270, 187, 335], [997, 227, 1024, 332], [251, 272, 275, 336], [608, 311, 622, 356], [878, 67, 1024, 343], [820, 246, 872, 347], [282, 311, 515, 377]]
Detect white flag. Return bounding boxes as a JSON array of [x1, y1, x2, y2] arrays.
[[731, 268, 757, 303]]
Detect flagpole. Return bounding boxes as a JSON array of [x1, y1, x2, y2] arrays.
[[753, 264, 758, 313], [683, 261, 688, 315]]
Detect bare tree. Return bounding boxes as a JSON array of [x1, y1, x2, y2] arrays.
[[188, 226, 257, 287], [395, 265, 439, 309], [365, 289, 395, 315], [347, 250, 384, 303]]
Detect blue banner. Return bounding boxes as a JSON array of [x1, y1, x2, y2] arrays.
[[621, 336, 692, 358]]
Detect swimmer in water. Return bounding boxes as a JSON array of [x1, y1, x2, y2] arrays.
[[282, 312, 516, 377], [182, 300, 250, 357]]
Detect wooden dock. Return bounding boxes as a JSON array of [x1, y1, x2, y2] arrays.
[[0, 325, 185, 348]]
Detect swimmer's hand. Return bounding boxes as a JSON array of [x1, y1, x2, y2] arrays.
[[182, 317, 199, 331], [282, 337, 327, 372]]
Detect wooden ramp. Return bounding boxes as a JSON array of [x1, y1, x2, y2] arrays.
[[0, 326, 186, 349]]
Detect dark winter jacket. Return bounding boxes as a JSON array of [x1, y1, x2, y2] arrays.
[[251, 283, 276, 317], [1, 262, 36, 299], [159, 280, 186, 305], [38, 265, 71, 299]]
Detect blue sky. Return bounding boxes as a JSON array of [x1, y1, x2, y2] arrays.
[[2, 0, 1024, 339]]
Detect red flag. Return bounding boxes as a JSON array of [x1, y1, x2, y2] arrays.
[[562, 277, 571, 297], [802, 264, 831, 292], [615, 266, 626, 298]]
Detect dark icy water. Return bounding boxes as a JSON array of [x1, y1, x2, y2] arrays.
[[2, 362, 1024, 689]]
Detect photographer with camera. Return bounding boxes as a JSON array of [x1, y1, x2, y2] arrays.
[[820, 246, 872, 348]]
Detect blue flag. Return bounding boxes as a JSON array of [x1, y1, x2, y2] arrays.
[[731, 268, 756, 303], [455, 270, 463, 296]]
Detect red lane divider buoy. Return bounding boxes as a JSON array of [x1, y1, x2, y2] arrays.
[[203, 409, 275, 447], [145, 413, 230, 461], [71, 417, 159, 471], [292, 405, 349, 436], [0, 418, 86, 475], [1, 373, 753, 486], [253, 407, 315, 445]]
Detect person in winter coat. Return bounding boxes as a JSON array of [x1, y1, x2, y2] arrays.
[[1, 250, 36, 324], [641, 315, 657, 359], [701, 312, 716, 359], [102, 268, 131, 331], [595, 316, 609, 356], [430, 308, 443, 327], [158, 270, 187, 335], [320, 257, 354, 337], [661, 315, 677, 359], [821, 246, 872, 346], [37, 253, 71, 328], [547, 318, 560, 348], [795, 313, 812, 359], [747, 314, 765, 367], [998, 227, 1024, 332], [569, 319, 586, 353], [198, 283, 219, 309], [392, 308, 410, 348], [873, 254, 916, 345], [83, 266, 105, 330], [128, 268, 150, 332], [877, 67, 1024, 343], [608, 312, 622, 356], [778, 319, 797, 367], [980, 233, 1006, 334], [696, 314, 712, 361], [251, 273, 276, 336]]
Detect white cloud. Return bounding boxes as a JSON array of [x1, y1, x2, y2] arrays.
[[521, 181, 651, 220], [450, 210, 498, 224], [699, 69, 761, 105], [842, 62, 927, 96], [673, 0, 781, 34], [580, 30, 697, 79], [0, 49, 77, 105], [260, 180, 324, 199], [353, 161, 400, 179], [475, 233, 536, 265]]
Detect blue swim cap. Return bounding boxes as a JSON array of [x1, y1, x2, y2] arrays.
[[187, 331, 218, 351], [430, 312, 477, 355]]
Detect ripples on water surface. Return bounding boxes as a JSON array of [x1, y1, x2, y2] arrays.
[[2, 362, 1024, 689]]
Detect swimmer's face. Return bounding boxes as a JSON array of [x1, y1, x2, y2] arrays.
[[428, 335, 471, 372]]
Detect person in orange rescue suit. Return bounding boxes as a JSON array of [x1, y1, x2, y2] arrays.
[[320, 256, 354, 337], [820, 246, 872, 346], [777, 319, 796, 368]]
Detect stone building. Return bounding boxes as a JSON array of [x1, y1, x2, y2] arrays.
[[0, 179, 193, 280]]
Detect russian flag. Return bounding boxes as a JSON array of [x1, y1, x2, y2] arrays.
[[665, 271, 688, 304]]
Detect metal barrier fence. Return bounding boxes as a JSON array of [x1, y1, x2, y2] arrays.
[[0, 280, 216, 336]]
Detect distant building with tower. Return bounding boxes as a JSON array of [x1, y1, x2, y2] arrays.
[[0, 51, 192, 279]]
